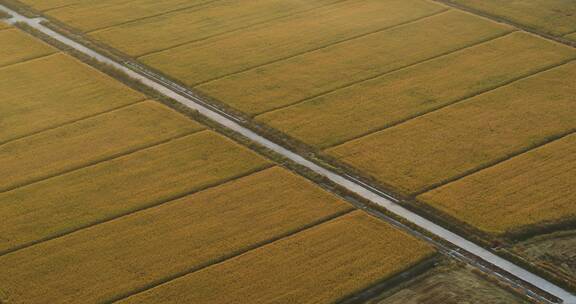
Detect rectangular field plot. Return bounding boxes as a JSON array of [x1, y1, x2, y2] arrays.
[[0, 131, 270, 253], [118, 211, 434, 304], [257, 32, 576, 148], [0, 53, 145, 143], [89, 0, 343, 57], [0, 101, 203, 192], [371, 264, 528, 304], [0, 167, 352, 304], [450, 0, 576, 37], [44, 0, 215, 32], [140, 0, 445, 85], [0, 28, 55, 68], [197, 11, 512, 114], [418, 133, 576, 235], [16, 0, 82, 11], [327, 61, 576, 195]]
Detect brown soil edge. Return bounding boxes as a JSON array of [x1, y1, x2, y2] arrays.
[[7, 10, 570, 302], [508, 230, 576, 290], [366, 259, 539, 304], [337, 255, 438, 304]]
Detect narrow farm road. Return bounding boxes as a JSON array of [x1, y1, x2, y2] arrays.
[[1, 5, 574, 304]]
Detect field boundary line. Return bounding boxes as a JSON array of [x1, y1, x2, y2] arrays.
[[191, 9, 450, 87], [253, 29, 516, 117], [133, 0, 352, 58], [414, 129, 576, 196], [84, 0, 222, 34], [0, 47, 57, 69], [0, 128, 206, 194], [2, 5, 574, 303], [427, 0, 576, 48], [106, 209, 357, 304], [319, 57, 576, 150], [40, 2, 78, 13], [0, 99, 147, 147], [0, 164, 275, 257]]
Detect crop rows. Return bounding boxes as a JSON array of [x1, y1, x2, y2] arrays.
[[0, 20, 435, 303]]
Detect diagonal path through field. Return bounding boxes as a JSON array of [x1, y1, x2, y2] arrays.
[[1, 5, 574, 304]]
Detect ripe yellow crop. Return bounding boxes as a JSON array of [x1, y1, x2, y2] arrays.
[[119, 211, 435, 304], [419, 134, 576, 235], [198, 11, 512, 114], [0, 167, 353, 303], [0, 101, 204, 192], [0, 28, 55, 68], [0, 53, 145, 143], [328, 61, 576, 195], [89, 0, 343, 56], [0, 131, 270, 253], [451, 0, 576, 37], [140, 0, 445, 85], [258, 32, 576, 148]]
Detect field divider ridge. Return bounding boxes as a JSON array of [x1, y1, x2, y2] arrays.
[[0, 98, 148, 147], [319, 57, 576, 150], [191, 8, 451, 87], [252, 29, 516, 117], [1, 4, 574, 303], [427, 0, 576, 48], [0, 46, 57, 69], [0, 163, 275, 258], [0, 128, 206, 193], [132, 0, 352, 58], [105, 208, 356, 304], [413, 129, 576, 197], [83, 0, 223, 34]]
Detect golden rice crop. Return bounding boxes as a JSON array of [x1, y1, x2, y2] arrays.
[[197, 11, 512, 114], [451, 0, 576, 36], [0, 167, 352, 304], [327, 61, 576, 195], [140, 0, 445, 85], [118, 211, 434, 304], [45, 0, 214, 32], [0, 21, 9, 30], [0, 131, 270, 253], [17, 0, 80, 11], [0, 28, 55, 68], [0, 53, 145, 143], [418, 134, 576, 235], [566, 32, 576, 41], [89, 0, 343, 57], [0, 101, 204, 192], [257, 32, 576, 148]]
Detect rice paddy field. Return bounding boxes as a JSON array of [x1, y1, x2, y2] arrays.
[[329, 61, 576, 195], [258, 32, 576, 148], [418, 133, 576, 235], [0, 20, 439, 304], [197, 11, 513, 114], [0, 28, 55, 68], [447, 0, 576, 40], [3, 0, 576, 301], [117, 211, 434, 304], [0, 51, 146, 143]]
